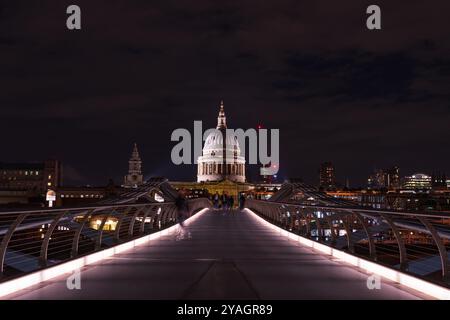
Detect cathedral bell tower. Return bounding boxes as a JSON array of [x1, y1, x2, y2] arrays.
[[123, 143, 144, 188]]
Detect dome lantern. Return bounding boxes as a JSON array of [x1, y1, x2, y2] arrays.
[[217, 100, 227, 129]]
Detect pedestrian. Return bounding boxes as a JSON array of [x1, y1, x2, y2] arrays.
[[239, 193, 246, 211], [213, 191, 219, 209], [175, 189, 191, 240], [221, 192, 227, 210], [228, 195, 234, 211]]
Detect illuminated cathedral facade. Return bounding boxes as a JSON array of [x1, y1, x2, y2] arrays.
[[197, 101, 246, 183]]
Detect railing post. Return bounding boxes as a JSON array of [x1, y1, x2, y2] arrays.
[[280, 205, 287, 229], [156, 206, 169, 229], [314, 210, 324, 242], [338, 212, 354, 253], [139, 206, 153, 235], [379, 213, 408, 271], [0, 213, 27, 276], [114, 207, 134, 242], [96, 213, 113, 251], [295, 207, 302, 235], [324, 215, 337, 244], [166, 206, 177, 225], [154, 206, 164, 229], [354, 212, 377, 261], [296, 208, 308, 237], [304, 208, 312, 238], [128, 207, 146, 237], [416, 216, 449, 281], [71, 209, 94, 258], [39, 211, 67, 267]]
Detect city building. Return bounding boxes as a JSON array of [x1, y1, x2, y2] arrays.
[[402, 173, 432, 192], [326, 188, 450, 211], [326, 190, 360, 202], [197, 101, 246, 183], [319, 162, 335, 190], [386, 166, 400, 189], [368, 166, 400, 190], [0, 160, 62, 193], [432, 172, 447, 190], [367, 169, 386, 189], [0, 189, 41, 206], [0, 160, 62, 207], [123, 143, 144, 188], [55, 179, 120, 207], [359, 190, 386, 209]]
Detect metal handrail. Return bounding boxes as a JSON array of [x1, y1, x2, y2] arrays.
[[0, 202, 177, 216], [0, 198, 211, 281], [263, 199, 450, 218], [245, 198, 450, 285]]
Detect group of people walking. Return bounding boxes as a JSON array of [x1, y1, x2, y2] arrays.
[[174, 189, 247, 241], [212, 192, 246, 211]]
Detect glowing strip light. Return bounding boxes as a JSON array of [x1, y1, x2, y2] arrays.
[[0, 207, 209, 299], [245, 208, 450, 300]]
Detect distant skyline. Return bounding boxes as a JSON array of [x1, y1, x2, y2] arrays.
[[1, 1, 450, 186]]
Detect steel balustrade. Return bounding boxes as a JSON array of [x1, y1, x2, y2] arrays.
[[245, 198, 450, 286], [0, 198, 211, 281]]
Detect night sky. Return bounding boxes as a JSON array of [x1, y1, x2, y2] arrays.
[[1, 1, 450, 187]]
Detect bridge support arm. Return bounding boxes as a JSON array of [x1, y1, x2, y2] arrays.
[[71, 210, 95, 258], [379, 213, 408, 271], [0, 214, 28, 275], [416, 216, 449, 281], [114, 207, 134, 242], [128, 207, 146, 237], [39, 211, 67, 267], [354, 212, 377, 261]]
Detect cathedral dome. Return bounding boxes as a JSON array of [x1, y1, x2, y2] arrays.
[[197, 101, 246, 183], [203, 130, 241, 156]]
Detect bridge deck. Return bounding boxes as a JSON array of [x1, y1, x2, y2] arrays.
[[8, 209, 428, 299]]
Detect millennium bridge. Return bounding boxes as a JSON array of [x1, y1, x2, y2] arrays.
[[0, 179, 449, 299]]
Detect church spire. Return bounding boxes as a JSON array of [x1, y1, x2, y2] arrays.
[[131, 142, 140, 160], [124, 142, 143, 188], [216, 100, 227, 129]]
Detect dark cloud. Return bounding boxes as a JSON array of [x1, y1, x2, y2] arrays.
[[274, 50, 415, 101], [1, 0, 450, 186]]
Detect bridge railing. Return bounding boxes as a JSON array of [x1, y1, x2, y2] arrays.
[[0, 198, 211, 282], [246, 199, 450, 287]]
